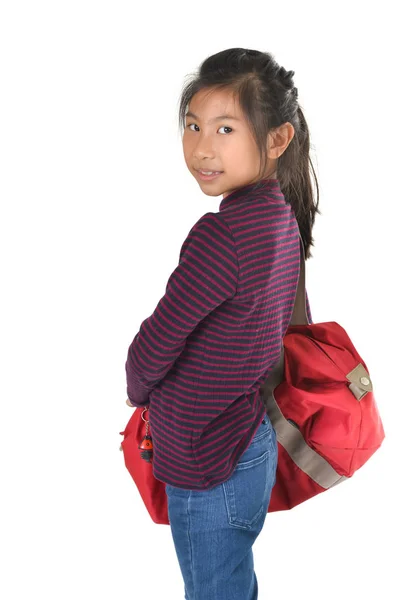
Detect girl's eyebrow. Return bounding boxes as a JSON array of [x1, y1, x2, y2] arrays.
[[185, 111, 241, 122]]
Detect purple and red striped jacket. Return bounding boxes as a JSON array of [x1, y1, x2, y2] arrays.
[[125, 178, 312, 490]]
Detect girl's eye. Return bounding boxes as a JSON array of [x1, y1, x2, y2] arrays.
[[186, 123, 233, 134], [218, 126, 233, 134]]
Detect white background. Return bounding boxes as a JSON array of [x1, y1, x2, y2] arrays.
[[1, 1, 399, 599]]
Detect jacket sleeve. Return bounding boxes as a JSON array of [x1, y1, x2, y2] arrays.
[[125, 212, 238, 407]]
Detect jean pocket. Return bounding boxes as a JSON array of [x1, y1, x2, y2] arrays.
[[222, 432, 276, 530], [250, 415, 273, 445]]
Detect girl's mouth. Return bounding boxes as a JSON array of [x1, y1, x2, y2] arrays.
[[197, 170, 223, 181]]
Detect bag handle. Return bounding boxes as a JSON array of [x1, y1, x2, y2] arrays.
[[261, 232, 309, 396], [291, 232, 309, 326]]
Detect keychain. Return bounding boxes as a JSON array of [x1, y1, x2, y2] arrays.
[[138, 406, 153, 463]]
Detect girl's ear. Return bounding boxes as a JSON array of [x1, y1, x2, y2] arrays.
[[267, 123, 295, 159]]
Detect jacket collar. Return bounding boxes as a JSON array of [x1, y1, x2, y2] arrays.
[[219, 178, 285, 212]]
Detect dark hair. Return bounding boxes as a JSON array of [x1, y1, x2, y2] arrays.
[[177, 48, 321, 259]]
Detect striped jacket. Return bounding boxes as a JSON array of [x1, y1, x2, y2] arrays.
[[125, 178, 313, 490]]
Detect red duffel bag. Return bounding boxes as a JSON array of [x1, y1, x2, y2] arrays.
[[119, 233, 385, 523]]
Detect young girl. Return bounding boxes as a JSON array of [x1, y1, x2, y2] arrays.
[[125, 47, 317, 599]]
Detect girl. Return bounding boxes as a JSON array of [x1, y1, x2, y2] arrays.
[[125, 47, 318, 599]]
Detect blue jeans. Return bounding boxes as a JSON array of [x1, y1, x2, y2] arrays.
[[165, 411, 278, 600]]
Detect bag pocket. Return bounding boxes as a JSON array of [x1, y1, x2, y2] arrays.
[[222, 426, 277, 530]]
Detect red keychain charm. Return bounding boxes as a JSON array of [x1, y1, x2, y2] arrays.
[[138, 407, 153, 463]]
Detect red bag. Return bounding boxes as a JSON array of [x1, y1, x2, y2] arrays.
[[261, 235, 385, 511], [119, 233, 385, 523], [119, 405, 168, 524]]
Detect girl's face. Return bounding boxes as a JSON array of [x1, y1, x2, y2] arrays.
[[182, 87, 277, 199]]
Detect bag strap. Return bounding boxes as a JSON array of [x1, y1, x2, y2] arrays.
[[291, 232, 309, 326], [261, 232, 309, 396]]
